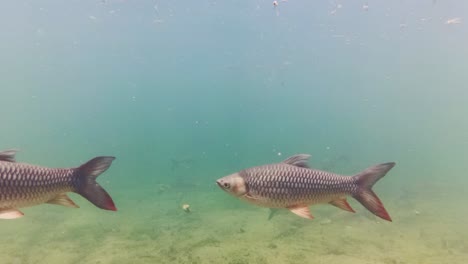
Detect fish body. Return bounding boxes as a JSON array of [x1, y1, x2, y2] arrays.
[[0, 150, 116, 219], [216, 154, 394, 221]]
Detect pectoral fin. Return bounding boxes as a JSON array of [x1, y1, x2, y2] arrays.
[[268, 208, 279, 220], [288, 205, 314, 220], [243, 193, 259, 201], [47, 193, 79, 208], [0, 209, 24, 219], [329, 199, 355, 213]]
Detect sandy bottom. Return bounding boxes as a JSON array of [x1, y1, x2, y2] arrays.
[[1, 182, 467, 264]]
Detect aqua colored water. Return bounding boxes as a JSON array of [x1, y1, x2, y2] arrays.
[[1, 1, 468, 263]]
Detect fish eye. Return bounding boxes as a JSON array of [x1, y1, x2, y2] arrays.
[[223, 182, 230, 188]]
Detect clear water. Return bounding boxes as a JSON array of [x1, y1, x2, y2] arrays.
[[1, 1, 467, 263]]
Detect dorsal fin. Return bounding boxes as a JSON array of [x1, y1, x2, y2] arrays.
[[0, 149, 18, 162], [282, 154, 311, 168]]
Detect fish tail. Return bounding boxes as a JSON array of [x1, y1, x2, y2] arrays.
[[75, 156, 117, 211], [352, 162, 395, 222]]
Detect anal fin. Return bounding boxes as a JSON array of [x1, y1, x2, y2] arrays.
[[330, 199, 355, 213], [47, 193, 79, 208], [0, 208, 24, 219], [288, 205, 314, 220]]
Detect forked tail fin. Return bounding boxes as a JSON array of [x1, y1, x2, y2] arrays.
[[75, 156, 117, 211], [352, 162, 395, 222]]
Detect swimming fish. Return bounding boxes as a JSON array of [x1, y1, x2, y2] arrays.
[[0, 150, 117, 219], [216, 154, 395, 221]]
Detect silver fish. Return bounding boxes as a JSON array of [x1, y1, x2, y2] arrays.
[[0, 149, 116, 219], [216, 154, 395, 221]]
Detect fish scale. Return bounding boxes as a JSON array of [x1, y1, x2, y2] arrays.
[[217, 154, 395, 221], [244, 164, 355, 208], [0, 149, 117, 219], [0, 163, 75, 208]]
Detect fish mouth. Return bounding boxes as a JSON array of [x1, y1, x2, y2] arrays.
[[216, 179, 229, 191], [215, 180, 223, 188]]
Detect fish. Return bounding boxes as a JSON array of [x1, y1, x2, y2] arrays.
[[0, 149, 117, 219], [216, 154, 395, 221], [170, 158, 193, 172], [445, 17, 462, 25]]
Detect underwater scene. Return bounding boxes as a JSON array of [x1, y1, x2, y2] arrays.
[[1, 1, 468, 263]]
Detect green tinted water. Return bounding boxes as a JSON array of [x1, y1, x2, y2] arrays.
[[1, 1, 467, 263]]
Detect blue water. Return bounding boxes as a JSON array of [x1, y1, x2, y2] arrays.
[[1, 1, 468, 263]]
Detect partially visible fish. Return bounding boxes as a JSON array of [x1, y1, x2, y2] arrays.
[[216, 154, 395, 221], [445, 17, 462, 25], [170, 158, 193, 171], [0, 150, 117, 219]]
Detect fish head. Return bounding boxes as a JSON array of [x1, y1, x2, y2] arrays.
[[216, 173, 247, 197]]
